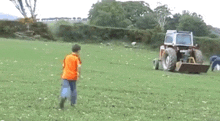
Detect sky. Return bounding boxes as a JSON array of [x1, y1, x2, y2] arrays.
[[1, 0, 220, 28]]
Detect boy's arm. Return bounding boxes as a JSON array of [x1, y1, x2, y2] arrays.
[[78, 64, 81, 76]]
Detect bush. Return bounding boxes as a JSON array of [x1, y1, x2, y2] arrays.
[[209, 33, 219, 38], [194, 36, 220, 56], [31, 22, 55, 40], [58, 24, 220, 57], [58, 24, 158, 43], [48, 20, 73, 38], [3, 26, 12, 33], [0, 20, 55, 40], [150, 33, 165, 49], [0, 20, 26, 37]]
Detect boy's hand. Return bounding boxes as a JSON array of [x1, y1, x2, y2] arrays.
[[80, 75, 83, 80], [77, 75, 83, 81]]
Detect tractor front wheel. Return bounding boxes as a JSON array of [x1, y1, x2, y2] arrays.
[[162, 48, 177, 71], [153, 59, 159, 70], [194, 49, 203, 64]]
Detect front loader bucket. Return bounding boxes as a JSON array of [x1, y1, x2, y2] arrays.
[[176, 62, 210, 73]]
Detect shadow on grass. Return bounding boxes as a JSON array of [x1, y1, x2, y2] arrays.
[[154, 68, 209, 76]]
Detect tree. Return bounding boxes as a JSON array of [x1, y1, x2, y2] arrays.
[[25, 0, 37, 21], [154, 3, 171, 31], [88, 1, 131, 28], [177, 11, 210, 36], [19, 17, 33, 31], [10, 0, 27, 17], [164, 13, 181, 31], [10, 0, 37, 22], [120, 1, 153, 26], [135, 13, 158, 30]]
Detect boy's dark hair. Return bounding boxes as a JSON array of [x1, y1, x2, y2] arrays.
[[72, 44, 81, 52]]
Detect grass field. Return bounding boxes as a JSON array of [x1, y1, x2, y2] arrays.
[[0, 38, 220, 121]]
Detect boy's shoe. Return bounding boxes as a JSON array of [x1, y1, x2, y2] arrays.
[[60, 97, 66, 109], [71, 103, 76, 107]]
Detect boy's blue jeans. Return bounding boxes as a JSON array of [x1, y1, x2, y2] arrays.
[[60, 79, 77, 104]]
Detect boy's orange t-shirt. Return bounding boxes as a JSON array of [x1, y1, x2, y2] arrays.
[[62, 53, 81, 81]]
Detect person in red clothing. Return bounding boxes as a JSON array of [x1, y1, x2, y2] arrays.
[[60, 44, 82, 109]]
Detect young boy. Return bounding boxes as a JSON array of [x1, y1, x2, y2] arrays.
[[60, 44, 82, 109]]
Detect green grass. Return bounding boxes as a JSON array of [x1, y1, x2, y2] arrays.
[[0, 38, 220, 121]]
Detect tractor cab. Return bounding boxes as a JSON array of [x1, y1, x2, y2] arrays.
[[164, 30, 193, 47]]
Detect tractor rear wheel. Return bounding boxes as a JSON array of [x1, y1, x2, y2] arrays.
[[162, 48, 177, 71], [194, 49, 203, 64]]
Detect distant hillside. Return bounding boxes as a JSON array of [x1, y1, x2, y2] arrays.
[[0, 13, 18, 20], [207, 25, 220, 36], [212, 28, 220, 36]]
